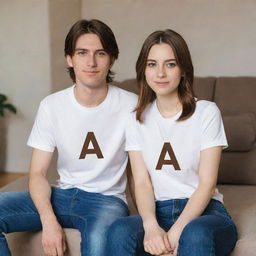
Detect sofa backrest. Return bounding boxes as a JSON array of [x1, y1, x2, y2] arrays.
[[115, 77, 256, 185], [193, 77, 215, 101], [214, 77, 256, 185]]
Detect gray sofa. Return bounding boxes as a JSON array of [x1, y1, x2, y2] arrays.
[[1, 77, 256, 255]]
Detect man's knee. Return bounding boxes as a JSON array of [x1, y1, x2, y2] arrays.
[[109, 217, 136, 240], [0, 218, 7, 233], [110, 217, 133, 231], [0, 194, 11, 233]]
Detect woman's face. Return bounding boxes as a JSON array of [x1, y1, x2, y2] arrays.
[[145, 43, 182, 97]]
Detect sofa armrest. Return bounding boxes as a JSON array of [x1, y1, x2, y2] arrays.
[[0, 176, 29, 192]]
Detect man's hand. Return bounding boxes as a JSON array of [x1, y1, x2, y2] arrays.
[[42, 218, 67, 256], [143, 223, 172, 255]]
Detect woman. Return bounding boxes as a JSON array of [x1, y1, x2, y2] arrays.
[[107, 29, 237, 256]]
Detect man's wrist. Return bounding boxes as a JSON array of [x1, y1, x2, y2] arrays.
[[40, 211, 58, 226]]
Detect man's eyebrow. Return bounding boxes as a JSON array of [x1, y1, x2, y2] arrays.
[[74, 48, 105, 52], [74, 48, 87, 51]]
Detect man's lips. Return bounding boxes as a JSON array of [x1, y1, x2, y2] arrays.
[[83, 70, 99, 74]]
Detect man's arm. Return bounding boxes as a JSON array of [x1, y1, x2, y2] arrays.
[[29, 148, 66, 256], [126, 161, 138, 213]]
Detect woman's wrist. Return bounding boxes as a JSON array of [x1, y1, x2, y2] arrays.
[[142, 218, 159, 230]]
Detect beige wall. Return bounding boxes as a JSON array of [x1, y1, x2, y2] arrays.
[[49, 0, 82, 93], [0, 0, 81, 172], [82, 0, 256, 81], [0, 0, 51, 172], [1, 0, 255, 172]]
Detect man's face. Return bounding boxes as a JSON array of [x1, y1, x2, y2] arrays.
[[66, 33, 113, 89]]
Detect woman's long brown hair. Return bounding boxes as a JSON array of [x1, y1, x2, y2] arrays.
[[135, 29, 196, 122]]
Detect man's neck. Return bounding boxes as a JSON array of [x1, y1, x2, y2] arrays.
[[74, 83, 108, 107]]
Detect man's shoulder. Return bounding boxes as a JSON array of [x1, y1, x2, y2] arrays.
[[110, 85, 138, 105], [41, 85, 73, 106]]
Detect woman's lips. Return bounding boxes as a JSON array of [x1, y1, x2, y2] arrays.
[[154, 81, 169, 86]]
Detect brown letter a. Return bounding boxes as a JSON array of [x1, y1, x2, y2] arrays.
[[79, 132, 104, 159], [156, 142, 180, 170]]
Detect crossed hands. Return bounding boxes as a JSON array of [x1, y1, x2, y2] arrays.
[[41, 219, 67, 256], [144, 224, 182, 256]]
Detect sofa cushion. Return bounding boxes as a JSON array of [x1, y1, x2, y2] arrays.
[[223, 113, 256, 152], [218, 185, 256, 256], [214, 77, 256, 185], [218, 148, 256, 185]]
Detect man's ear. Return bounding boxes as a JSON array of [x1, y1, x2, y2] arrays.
[[66, 55, 73, 67], [109, 57, 115, 69]]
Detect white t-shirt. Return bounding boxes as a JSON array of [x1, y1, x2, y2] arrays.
[[27, 85, 137, 201], [126, 100, 227, 202]]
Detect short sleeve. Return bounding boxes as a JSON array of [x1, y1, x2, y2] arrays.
[[125, 112, 142, 151], [27, 100, 56, 152], [200, 103, 228, 150]]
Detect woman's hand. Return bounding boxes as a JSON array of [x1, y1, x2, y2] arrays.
[[143, 223, 172, 255], [167, 224, 183, 256]]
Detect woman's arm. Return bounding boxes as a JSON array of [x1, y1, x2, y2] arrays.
[[167, 146, 222, 255], [129, 151, 172, 255]]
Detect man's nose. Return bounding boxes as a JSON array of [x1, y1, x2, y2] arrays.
[[87, 54, 97, 67]]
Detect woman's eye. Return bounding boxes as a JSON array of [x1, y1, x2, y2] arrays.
[[167, 62, 176, 68], [147, 62, 156, 67]]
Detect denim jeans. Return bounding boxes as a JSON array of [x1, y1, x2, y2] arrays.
[[0, 187, 129, 256], [107, 199, 237, 256]]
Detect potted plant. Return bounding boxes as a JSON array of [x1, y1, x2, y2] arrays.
[[0, 94, 16, 116], [0, 93, 16, 172]]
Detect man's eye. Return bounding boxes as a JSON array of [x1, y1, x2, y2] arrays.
[[147, 62, 156, 67], [97, 51, 106, 56], [78, 51, 86, 55]]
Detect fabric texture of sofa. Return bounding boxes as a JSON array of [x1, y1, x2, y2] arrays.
[[1, 76, 256, 255]]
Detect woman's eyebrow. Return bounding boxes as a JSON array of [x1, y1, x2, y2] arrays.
[[146, 58, 176, 62]]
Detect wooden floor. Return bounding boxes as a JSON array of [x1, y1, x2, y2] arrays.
[[0, 172, 27, 187]]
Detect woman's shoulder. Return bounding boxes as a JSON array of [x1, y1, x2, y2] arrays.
[[195, 100, 221, 120], [195, 100, 219, 114]]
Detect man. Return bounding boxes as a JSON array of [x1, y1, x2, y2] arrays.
[[0, 19, 137, 256]]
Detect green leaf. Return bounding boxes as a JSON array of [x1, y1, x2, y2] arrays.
[[0, 94, 7, 104], [0, 108, 4, 116], [4, 104, 17, 114]]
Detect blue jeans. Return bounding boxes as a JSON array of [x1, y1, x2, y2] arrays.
[[107, 199, 237, 256], [0, 187, 129, 256]]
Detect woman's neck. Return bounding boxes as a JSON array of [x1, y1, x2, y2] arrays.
[[156, 94, 182, 118]]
